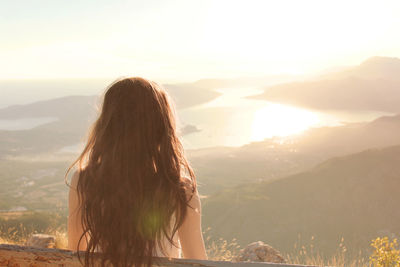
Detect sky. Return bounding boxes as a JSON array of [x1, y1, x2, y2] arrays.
[[1, 0, 400, 82]]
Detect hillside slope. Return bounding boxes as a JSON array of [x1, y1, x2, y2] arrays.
[[202, 145, 400, 257]]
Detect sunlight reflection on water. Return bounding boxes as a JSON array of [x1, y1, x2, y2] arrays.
[[251, 103, 320, 141]]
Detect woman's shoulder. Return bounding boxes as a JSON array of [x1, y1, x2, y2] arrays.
[[70, 169, 84, 190], [68, 170, 79, 190], [70, 167, 90, 188]]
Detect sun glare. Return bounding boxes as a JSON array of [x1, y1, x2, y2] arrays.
[[251, 103, 320, 141], [2, 0, 399, 79]]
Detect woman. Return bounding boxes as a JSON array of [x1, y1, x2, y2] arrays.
[[67, 77, 207, 267]]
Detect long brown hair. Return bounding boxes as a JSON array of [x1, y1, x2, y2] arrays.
[[66, 77, 196, 267]]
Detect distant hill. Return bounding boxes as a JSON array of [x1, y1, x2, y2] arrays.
[[0, 95, 98, 121], [202, 145, 400, 257], [251, 57, 400, 112], [325, 56, 400, 80]]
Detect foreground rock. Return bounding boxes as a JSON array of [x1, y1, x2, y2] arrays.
[[236, 241, 286, 263], [26, 233, 56, 248]]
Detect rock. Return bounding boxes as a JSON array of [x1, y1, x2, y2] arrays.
[[181, 124, 201, 136], [26, 234, 56, 248], [235, 241, 286, 263]]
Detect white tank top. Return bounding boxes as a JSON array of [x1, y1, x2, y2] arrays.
[[154, 214, 181, 258], [154, 231, 181, 258]]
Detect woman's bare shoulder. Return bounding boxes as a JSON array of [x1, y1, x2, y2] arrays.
[[70, 168, 89, 189], [70, 170, 80, 190]]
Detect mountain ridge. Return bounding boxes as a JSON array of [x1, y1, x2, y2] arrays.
[[250, 56, 400, 112]]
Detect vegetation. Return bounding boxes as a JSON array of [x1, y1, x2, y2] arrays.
[[0, 159, 71, 211], [203, 227, 241, 261], [370, 237, 400, 267], [286, 236, 367, 266]]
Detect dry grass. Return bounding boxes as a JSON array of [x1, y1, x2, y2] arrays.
[[53, 230, 68, 249], [286, 249, 368, 266], [0, 236, 9, 244], [285, 236, 368, 267], [203, 227, 241, 261]]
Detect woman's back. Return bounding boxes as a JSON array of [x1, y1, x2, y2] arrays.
[[67, 77, 206, 267]]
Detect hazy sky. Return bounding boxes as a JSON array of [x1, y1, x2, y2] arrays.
[[1, 0, 400, 82]]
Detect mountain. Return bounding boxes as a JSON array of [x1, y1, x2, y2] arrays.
[[202, 145, 400, 257], [251, 57, 400, 112], [0, 95, 98, 121], [325, 56, 400, 80]]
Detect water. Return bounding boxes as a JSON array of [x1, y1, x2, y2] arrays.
[[58, 143, 84, 154], [0, 117, 58, 130], [0, 79, 108, 108]]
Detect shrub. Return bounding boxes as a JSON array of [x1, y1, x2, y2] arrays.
[[370, 237, 400, 267]]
